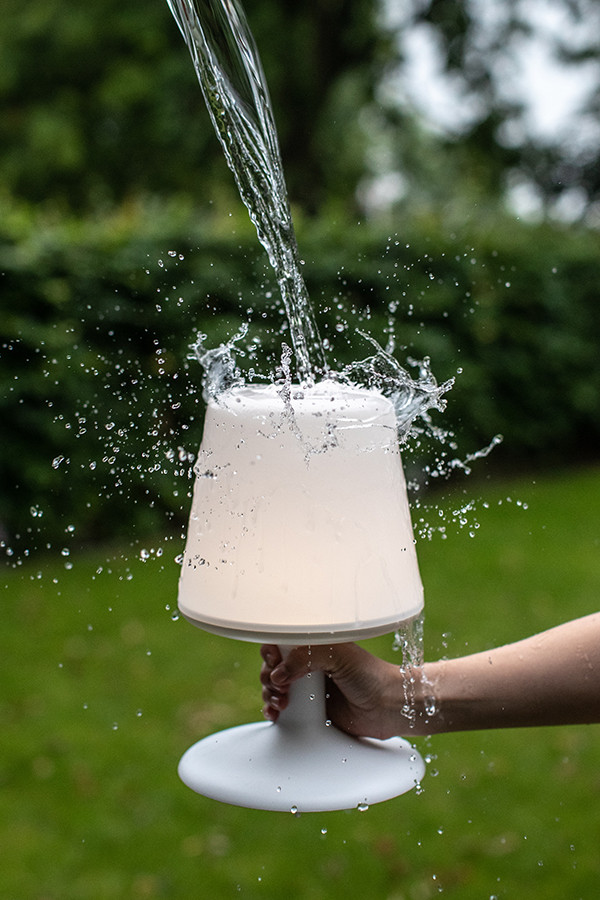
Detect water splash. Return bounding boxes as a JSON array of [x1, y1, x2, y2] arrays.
[[190, 323, 248, 402], [191, 323, 454, 457], [341, 331, 454, 443], [444, 433, 504, 475], [168, 0, 457, 449]]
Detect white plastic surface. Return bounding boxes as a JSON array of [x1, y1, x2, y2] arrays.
[[178, 382, 423, 641], [178, 668, 425, 812]]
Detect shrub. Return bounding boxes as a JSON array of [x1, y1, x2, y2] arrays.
[[2, 198, 599, 551]]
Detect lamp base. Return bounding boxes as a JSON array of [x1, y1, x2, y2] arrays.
[[178, 669, 425, 812], [179, 720, 424, 812]]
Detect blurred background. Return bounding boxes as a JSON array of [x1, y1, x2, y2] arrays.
[[2, 1, 600, 898]]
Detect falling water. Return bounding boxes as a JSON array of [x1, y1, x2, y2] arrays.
[[393, 613, 438, 729], [167, 0, 453, 439], [166, 0, 326, 382]]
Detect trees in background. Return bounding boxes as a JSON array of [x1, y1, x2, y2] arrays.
[[381, 0, 600, 224], [3, 0, 600, 221], [0, 0, 384, 216]]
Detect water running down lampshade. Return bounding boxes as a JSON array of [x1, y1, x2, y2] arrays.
[[177, 380, 426, 811], [178, 381, 424, 643]]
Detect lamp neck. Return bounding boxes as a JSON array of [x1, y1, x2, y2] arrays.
[[276, 648, 328, 733]]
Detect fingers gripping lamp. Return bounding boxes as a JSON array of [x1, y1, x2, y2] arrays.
[[177, 381, 425, 811]]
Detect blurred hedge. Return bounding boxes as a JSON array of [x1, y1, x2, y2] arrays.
[[2, 198, 600, 552]]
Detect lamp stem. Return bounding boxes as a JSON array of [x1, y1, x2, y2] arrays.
[[276, 647, 328, 734]]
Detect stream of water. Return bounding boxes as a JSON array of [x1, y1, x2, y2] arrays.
[[167, 0, 453, 443], [167, 0, 326, 382]]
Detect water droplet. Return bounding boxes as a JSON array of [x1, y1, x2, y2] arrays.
[[425, 697, 437, 717], [357, 802, 369, 812], [290, 805, 298, 815]]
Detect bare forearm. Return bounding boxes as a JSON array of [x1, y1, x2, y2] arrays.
[[415, 613, 600, 734], [261, 614, 600, 739]]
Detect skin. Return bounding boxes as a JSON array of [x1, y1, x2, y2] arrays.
[[260, 613, 600, 737]]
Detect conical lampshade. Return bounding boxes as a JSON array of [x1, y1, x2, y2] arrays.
[[178, 380, 423, 642]]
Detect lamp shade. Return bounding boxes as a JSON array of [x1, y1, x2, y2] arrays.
[[178, 381, 423, 643]]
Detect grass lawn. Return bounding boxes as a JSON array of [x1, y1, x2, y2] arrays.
[[2, 464, 600, 899]]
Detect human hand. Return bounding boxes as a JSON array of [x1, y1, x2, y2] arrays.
[[262, 614, 600, 738], [260, 642, 427, 740]]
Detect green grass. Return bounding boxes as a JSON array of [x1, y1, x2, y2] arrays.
[[2, 465, 600, 899]]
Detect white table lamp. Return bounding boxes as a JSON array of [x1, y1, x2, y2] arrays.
[[177, 381, 426, 811]]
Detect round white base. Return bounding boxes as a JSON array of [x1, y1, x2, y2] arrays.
[[178, 718, 425, 812]]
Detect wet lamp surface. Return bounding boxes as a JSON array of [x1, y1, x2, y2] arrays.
[[177, 381, 426, 811]]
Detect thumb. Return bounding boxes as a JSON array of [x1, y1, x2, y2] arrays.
[[271, 646, 314, 685], [271, 644, 349, 686]]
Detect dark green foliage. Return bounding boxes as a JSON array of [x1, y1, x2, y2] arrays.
[[0, 0, 202, 209], [0, 0, 383, 216], [2, 199, 599, 551], [0, 202, 256, 551]]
